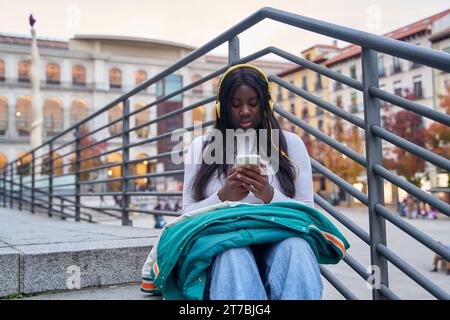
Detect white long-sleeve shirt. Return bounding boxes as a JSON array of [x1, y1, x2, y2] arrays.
[[182, 130, 314, 213]]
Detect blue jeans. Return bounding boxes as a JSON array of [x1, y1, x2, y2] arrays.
[[209, 237, 323, 300]]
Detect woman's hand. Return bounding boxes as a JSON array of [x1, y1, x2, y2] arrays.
[[235, 161, 274, 204], [217, 167, 250, 202]]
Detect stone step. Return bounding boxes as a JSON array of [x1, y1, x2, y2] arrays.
[[0, 207, 158, 298]]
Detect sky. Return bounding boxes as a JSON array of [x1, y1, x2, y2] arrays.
[[0, 0, 449, 60]]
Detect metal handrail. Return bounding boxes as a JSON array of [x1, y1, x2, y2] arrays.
[[1, 6, 449, 300]]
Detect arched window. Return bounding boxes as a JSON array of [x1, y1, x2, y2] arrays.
[[108, 102, 123, 135], [135, 70, 147, 86], [0, 97, 7, 135], [0, 152, 7, 172], [15, 152, 32, 176], [191, 74, 203, 94], [70, 99, 89, 128], [0, 59, 5, 82], [18, 60, 30, 83], [72, 65, 86, 86], [16, 96, 32, 136], [109, 68, 122, 89], [46, 63, 60, 85], [44, 98, 64, 136], [192, 106, 205, 125], [135, 102, 149, 138], [106, 152, 122, 191]]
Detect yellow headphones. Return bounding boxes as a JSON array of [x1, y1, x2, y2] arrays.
[[214, 64, 299, 177], [215, 64, 273, 119]]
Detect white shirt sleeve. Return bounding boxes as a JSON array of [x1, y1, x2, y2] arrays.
[[270, 132, 315, 208], [182, 136, 222, 213]]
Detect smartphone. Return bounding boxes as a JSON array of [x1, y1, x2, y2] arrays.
[[236, 154, 261, 167]]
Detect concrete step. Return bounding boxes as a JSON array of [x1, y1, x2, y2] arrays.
[[0, 207, 159, 298]]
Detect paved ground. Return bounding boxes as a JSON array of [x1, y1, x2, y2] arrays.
[[2, 203, 449, 300]]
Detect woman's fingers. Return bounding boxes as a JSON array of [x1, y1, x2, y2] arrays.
[[236, 167, 267, 184], [236, 174, 263, 192]]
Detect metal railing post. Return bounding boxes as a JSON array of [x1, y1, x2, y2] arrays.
[[48, 142, 53, 217], [31, 151, 35, 214], [0, 168, 4, 207], [121, 99, 131, 226], [228, 36, 240, 66], [19, 165, 22, 211], [75, 126, 81, 222], [362, 48, 389, 300], [9, 163, 13, 209]]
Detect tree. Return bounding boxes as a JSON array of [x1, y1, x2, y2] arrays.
[[321, 118, 366, 205], [383, 110, 426, 186]]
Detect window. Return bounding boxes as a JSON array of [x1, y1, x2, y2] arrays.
[[277, 86, 282, 102], [290, 103, 295, 115], [0, 97, 7, 135], [302, 76, 308, 91], [411, 43, 422, 69], [135, 102, 150, 138], [16, 97, 32, 136], [378, 56, 386, 77], [72, 65, 86, 86], [18, 61, 30, 83], [70, 99, 89, 127], [350, 92, 358, 113], [302, 105, 309, 119], [336, 96, 343, 108], [109, 102, 123, 135], [315, 73, 322, 90], [394, 81, 402, 96], [46, 63, 60, 85], [191, 74, 203, 94], [316, 107, 323, 116], [413, 76, 423, 99], [135, 70, 147, 86], [305, 54, 311, 61], [392, 57, 402, 74], [318, 119, 324, 131], [44, 98, 64, 136], [0, 59, 4, 82], [334, 70, 342, 91], [320, 177, 326, 191], [109, 68, 122, 89], [350, 65, 357, 80], [288, 80, 295, 98]]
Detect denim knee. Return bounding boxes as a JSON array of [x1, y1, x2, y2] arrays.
[[277, 237, 313, 255]]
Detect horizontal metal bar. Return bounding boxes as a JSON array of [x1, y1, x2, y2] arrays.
[[375, 203, 450, 261], [314, 193, 370, 244], [125, 170, 184, 181], [78, 147, 122, 163], [126, 148, 188, 165], [127, 120, 215, 149], [125, 208, 181, 217], [127, 191, 182, 197], [268, 47, 363, 91], [270, 75, 365, 129], [311, 158, 368, 205], [372, 125, 450, 172], [78, 162, 121, 175], [128, 96, 216, 134], [380, 284, 401, 300], [275, 105, 367, 167], [319, 265, 358, 300], [376, 244, 450, 300], [373, 164, 450, 217], [264, 7, 450, 72], [370, 87, 450, 126], [342, 254, 370, 281]]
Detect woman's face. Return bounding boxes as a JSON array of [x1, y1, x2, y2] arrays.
[[230, 84, 262, 130]]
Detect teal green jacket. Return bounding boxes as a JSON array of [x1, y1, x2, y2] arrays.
[[141, 202, 350, 300]]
